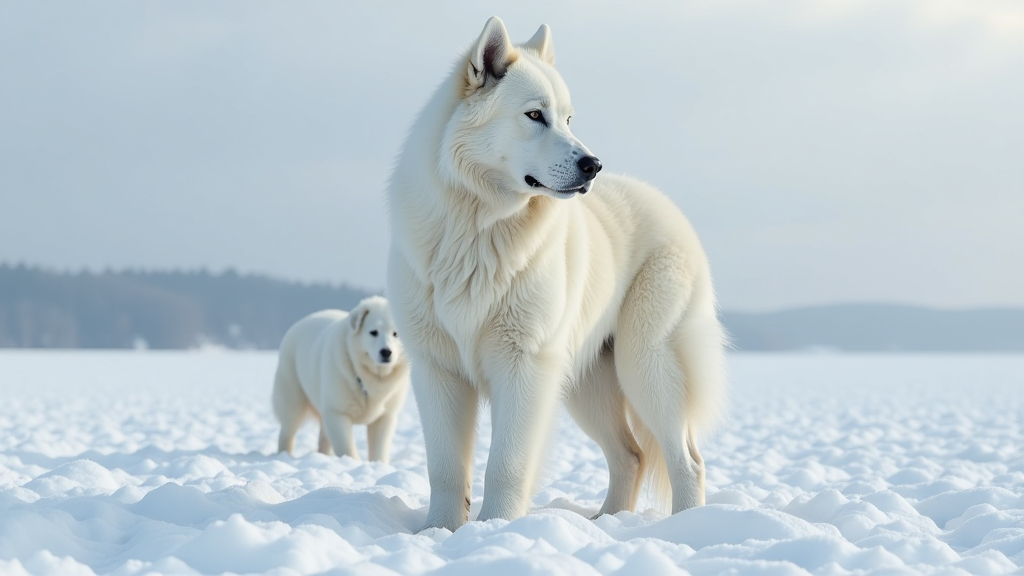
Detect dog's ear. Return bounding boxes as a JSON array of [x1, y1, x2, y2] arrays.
[[468, 17, 516, 90], [523, 24, 554, 65], [350, 306, 370, 333]]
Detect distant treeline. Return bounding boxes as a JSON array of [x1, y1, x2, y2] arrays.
[[0, 264, 369, 349], [2, 264, 1022, 351], [726, 305, 1024, 352]]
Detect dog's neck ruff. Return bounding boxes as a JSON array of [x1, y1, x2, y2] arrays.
[[388, 54, 573, 304], [433, 192, 564, 299]]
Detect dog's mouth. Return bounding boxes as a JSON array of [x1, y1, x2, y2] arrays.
[[525, 175, 590, 196]]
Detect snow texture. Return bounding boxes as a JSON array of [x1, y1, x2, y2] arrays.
[[0, 351, 1022, 575]]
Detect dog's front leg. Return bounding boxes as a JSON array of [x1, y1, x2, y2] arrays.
[[321, 411, 358, 461], [416, 363, 478, 531], [477, 351, 561, 522], [367, 412, 398, 463]]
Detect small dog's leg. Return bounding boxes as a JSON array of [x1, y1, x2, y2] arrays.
[[272, 364, 308, 455], [317, 423, 334, 455], [367, 413, 398, 463], [321, 412, 359, 461]]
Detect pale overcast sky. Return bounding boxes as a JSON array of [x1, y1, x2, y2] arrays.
[[1, 1, 1022, 311]]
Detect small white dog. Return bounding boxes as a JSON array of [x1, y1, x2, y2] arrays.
[[272, 296, 409, 463]]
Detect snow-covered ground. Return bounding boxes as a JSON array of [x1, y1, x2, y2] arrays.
[[0, 351, 1022, 576]]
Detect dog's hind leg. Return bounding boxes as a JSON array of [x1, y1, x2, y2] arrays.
[[273, 362, 308, 455], [317, 420, 333, 455], [615, 248, 706, 514], [686, 422, 705, 497], [617, 342, 704, 514], [276, 407, 306, 455], [564, 349, 644, 517]]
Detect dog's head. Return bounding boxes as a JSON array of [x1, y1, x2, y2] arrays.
[[441, 17, 601, 202], [348, 296, 404, 374]]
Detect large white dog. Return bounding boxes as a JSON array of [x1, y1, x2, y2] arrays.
[[386, 17, 728, 530], [272, 297, 409, 463]]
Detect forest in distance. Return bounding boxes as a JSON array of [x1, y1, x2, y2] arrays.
[[1, 264, 1022, 352]]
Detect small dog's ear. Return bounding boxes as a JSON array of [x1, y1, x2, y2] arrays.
[[522, 24, 554, 65], [467, 17, 516, 90], [350, 306, 370, 332]]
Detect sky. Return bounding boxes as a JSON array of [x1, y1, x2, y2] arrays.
[[1, 0, 1021, 312]]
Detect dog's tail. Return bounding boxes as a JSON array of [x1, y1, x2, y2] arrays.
[[675, 311, 730, 441]]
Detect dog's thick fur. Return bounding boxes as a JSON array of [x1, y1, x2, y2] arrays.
[[273, 297, 409, 463], [386, 18, 728, 530]]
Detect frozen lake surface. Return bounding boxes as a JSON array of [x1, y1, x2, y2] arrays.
[[0, 351, 1022, 575]]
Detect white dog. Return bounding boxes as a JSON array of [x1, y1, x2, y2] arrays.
[[386, 17, 728, 530], [272, 296, 409, 463]]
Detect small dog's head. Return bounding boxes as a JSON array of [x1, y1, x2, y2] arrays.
[[348, 296, 404, 373], [442, 17, 601, 203]]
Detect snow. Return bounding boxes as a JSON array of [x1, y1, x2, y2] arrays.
[[0, 351, 1022, 576]]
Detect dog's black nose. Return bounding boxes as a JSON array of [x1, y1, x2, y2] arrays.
[[576, 155, 602, 181], [380, 348, 392, 360]]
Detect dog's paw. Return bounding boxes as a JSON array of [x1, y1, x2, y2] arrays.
[[418, 508, 468, 533], [415, 525, 454, 541]]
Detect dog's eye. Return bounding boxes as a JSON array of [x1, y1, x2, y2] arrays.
[[566, 116, 571, 126], [393, 331, 397, 337], [525, 110, 546, 124], [369, 330, 378, 337]]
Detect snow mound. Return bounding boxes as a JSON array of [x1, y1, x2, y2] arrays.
[[0, 351, 1022, 575], [621, 505, 823, 548]]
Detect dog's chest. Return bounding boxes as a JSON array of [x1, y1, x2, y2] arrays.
[[346, 377, 391, 424], [428, 245, 570, 380], [400, 197, 585, 380]]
